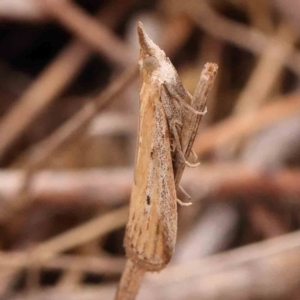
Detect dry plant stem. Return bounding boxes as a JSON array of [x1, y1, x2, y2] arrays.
[[14, 66, 138, 169], [0, 101, 297, 210], [151, 229, 300, 284], [6, 244, 300, 300], [0, 252, 125, 274], [0, 206, 127, 296], [23, 206, 128, 291], [186, 1, 300, 77], [0, 66, 137, 222], [30, 206, 128, 261], [183, 164, 300, 200], [0, 269, 18, 298], [174, 63, 218, 186], [42, 0, 134, 66], [175, 203, 238, 262], [0, 0, 45, 22], [234, 23, 295, 114], [0, 40, 89, 162], [245, 0, 274, 33], [2, 165, 300, 207], [8, 0, 135, 220], [187, 1, 268, 54], [247, 204, 288, 238], [0, 1, 132, 163], [193, 93, 300, 156], [115, 260, 146, 300], [123, 232, 300, 300], [7, 206, 128, 293], [0, 2, 134, 296], [13, 230, 300, 300], [56, 240, 102, 288]]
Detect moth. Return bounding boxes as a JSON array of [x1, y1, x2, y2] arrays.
[[124, 22, 213, 272]]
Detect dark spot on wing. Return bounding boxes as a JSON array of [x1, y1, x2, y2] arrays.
[[156, 223, 160, 235], [146, 195, 151, 205]]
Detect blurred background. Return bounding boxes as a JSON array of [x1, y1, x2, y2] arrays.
[[0, 0, 300, 299]]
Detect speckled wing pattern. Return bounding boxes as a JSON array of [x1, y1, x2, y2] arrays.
[[125, 81, 177, 271], [124, 23, 184, 271]]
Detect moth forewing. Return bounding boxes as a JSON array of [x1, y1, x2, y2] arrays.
[[125, 81, 177, 271], [125, 22, 193, 272]]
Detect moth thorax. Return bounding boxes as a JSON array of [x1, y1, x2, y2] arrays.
[[143, 56, 159, 72]]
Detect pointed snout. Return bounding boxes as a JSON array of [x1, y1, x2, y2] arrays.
[[137, 22, 155, 57]]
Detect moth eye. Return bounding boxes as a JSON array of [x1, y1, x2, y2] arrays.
[[143, 56, 159, 72]]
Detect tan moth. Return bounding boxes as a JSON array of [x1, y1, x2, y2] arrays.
[[124, 22, 217, 272]]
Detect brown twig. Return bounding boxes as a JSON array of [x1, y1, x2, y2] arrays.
[[10, 230, 300, 300], [1, 165, 300, 209], [0, 0, 133, 163], [247, 204, 289, 238], [3, 205, 128, 291], [174, 63, 218, 186], [41, 0, 134, 66], [0, 0, 46, 22], [13, 66, 138, 169], [0, 40, 89, 162], [133, 230, 300, 300], [193, 93, 300, 157], [245, 0, 274, 33], [0, 252, 125, 274], [183, 163, 300, 201], [234, 23, 295, 114], [0, 66, 137, 224], [115, 260, 146, 300], [29, 205, 128, 261], [185, 1, 300, 77], [174, 203, 239, 262], [0, 205, 128, 297]]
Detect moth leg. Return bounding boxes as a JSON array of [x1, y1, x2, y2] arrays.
[[191, 149, 200, 164], [200, 105, 208, 115], [177, 198, 192, 206], [178, 185, 191, 201], [170, 121, 200, 168], [161, 84, 199, 167], [187, 91, 208, 116], [187, 91, 193, 99], [180, 95, 207, 116], [170, 139, 176, 152], [165, 82, 207, 116]]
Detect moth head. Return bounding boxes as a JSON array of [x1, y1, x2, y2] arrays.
[[137, 22, 165, 72]]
